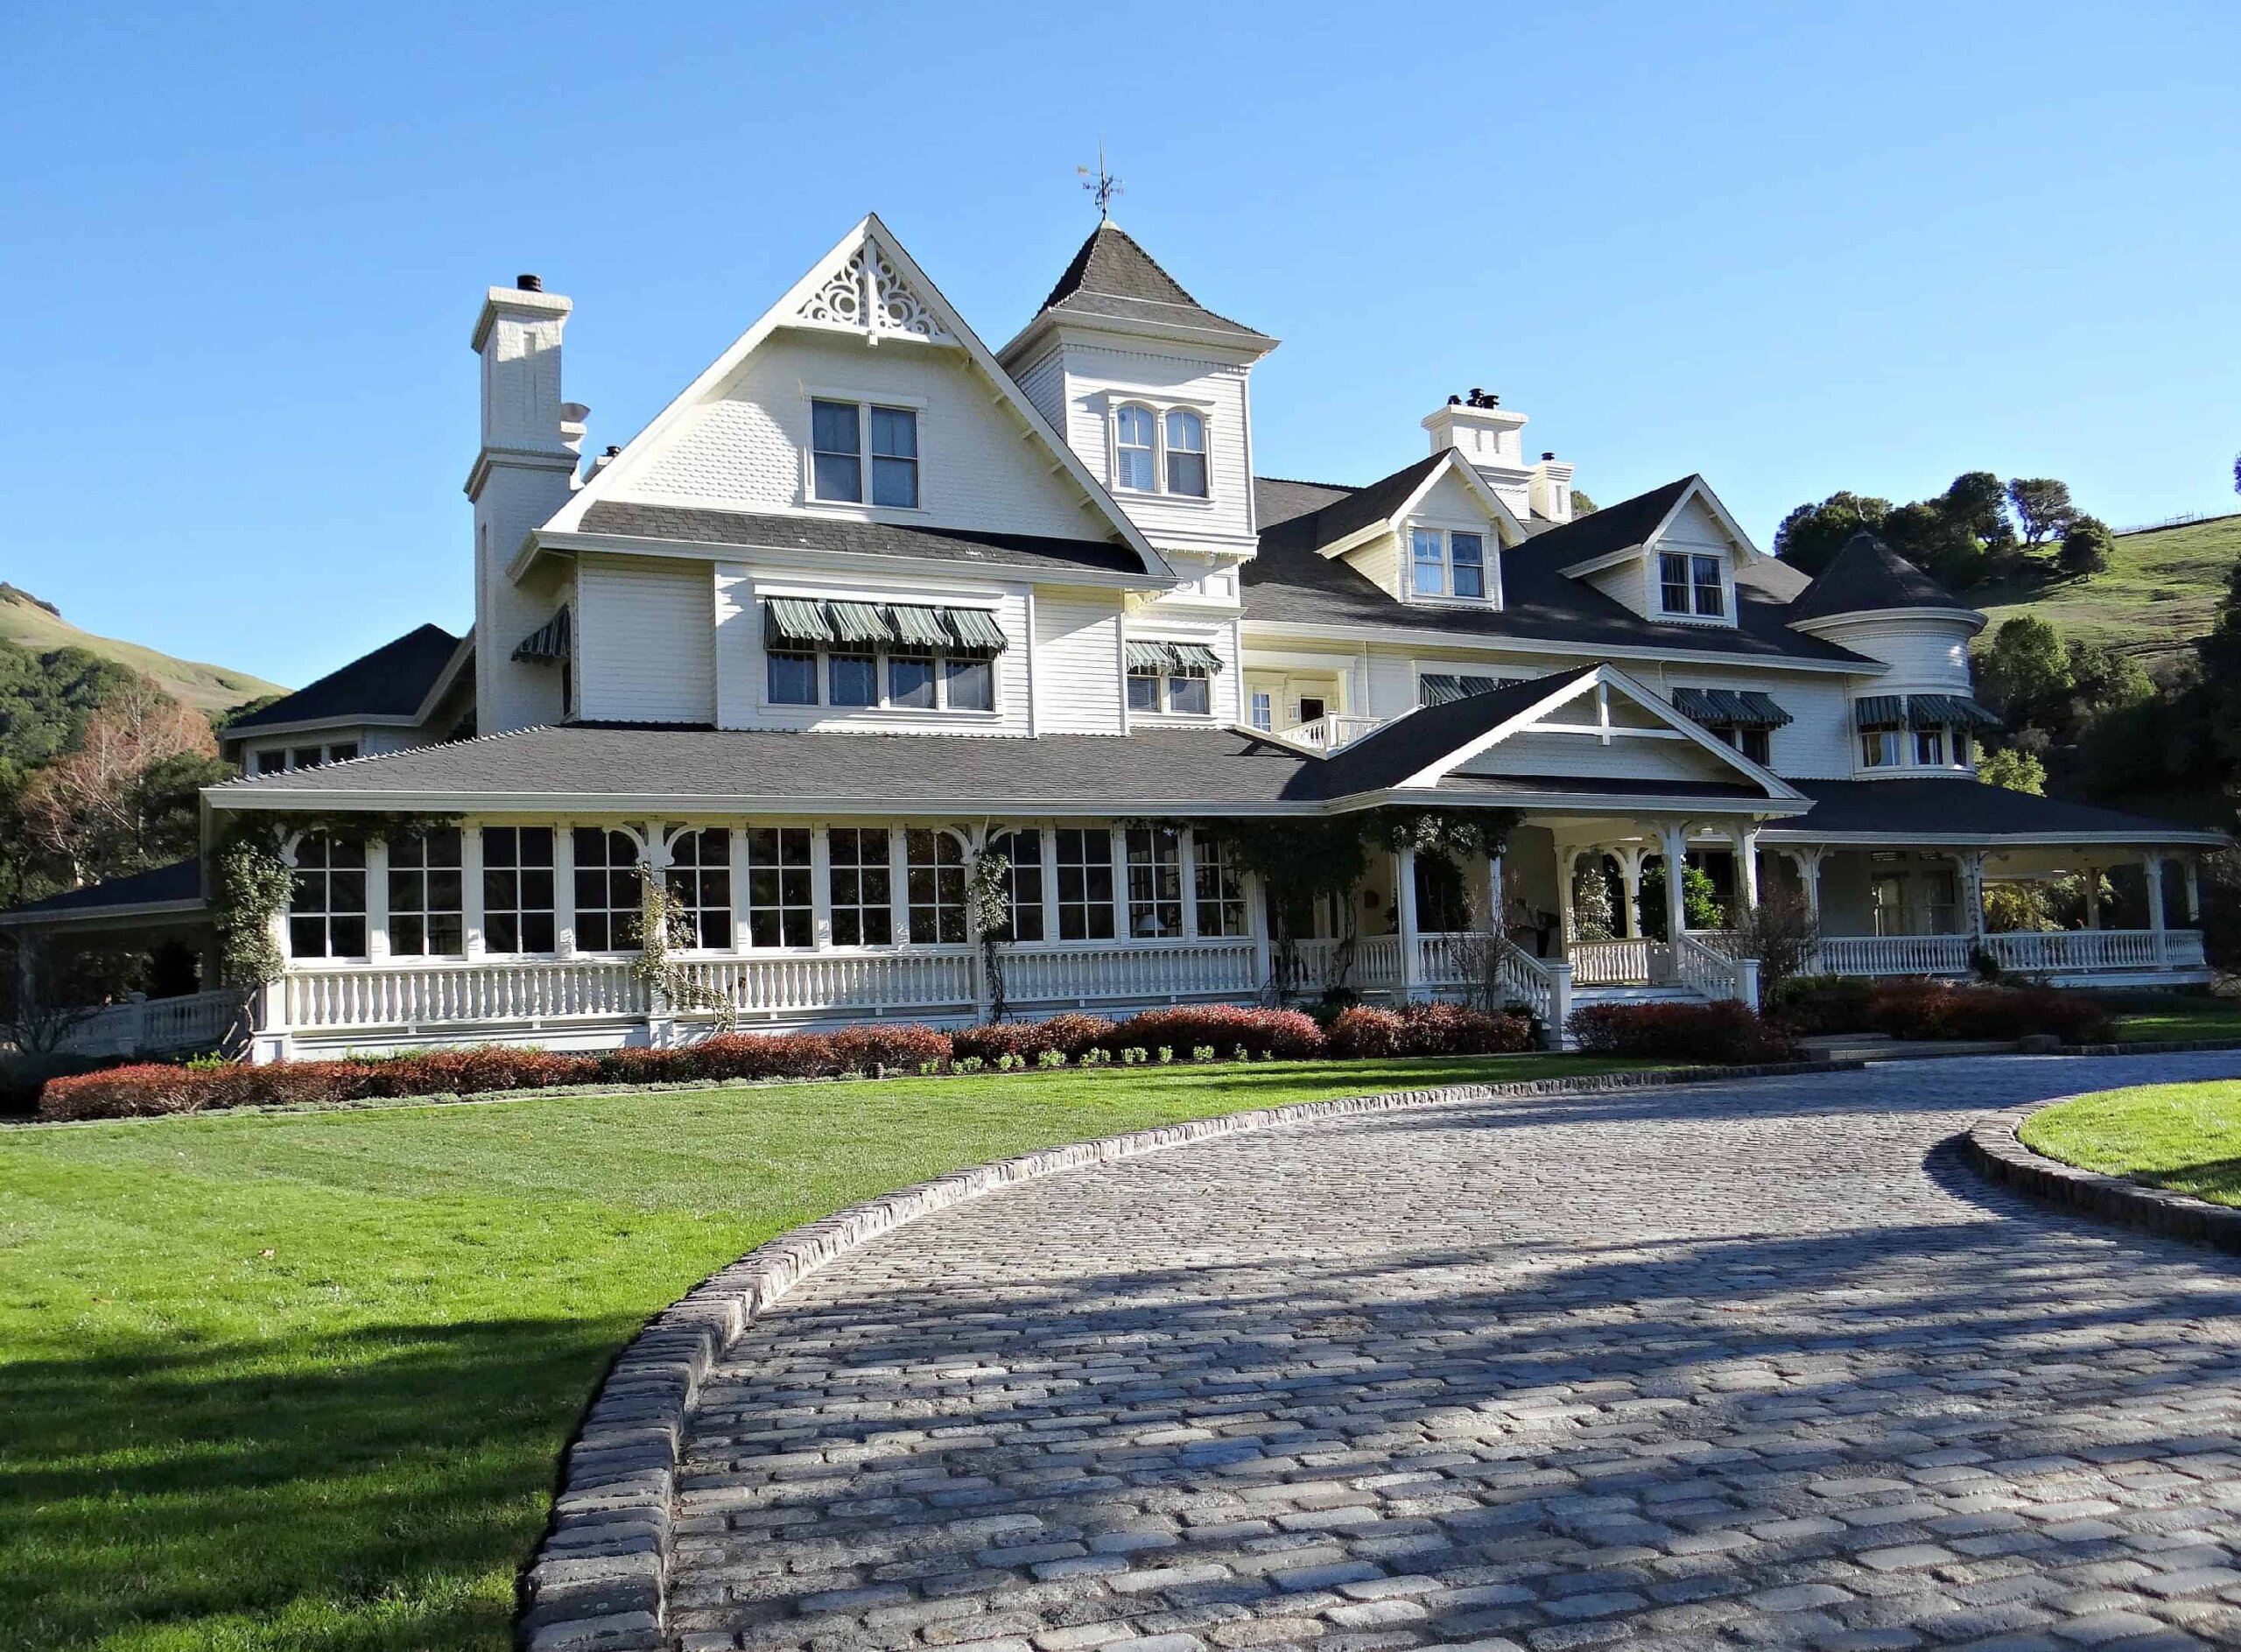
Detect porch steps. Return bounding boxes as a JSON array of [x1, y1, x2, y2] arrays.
[[1797, 1032, 2022, 1063], [1569, 983, 1711, 1009]]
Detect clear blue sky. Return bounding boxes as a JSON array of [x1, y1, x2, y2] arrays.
[[4, 1, 2236, 690]]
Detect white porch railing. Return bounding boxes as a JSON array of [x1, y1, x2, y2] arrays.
[[1809, 929, 2205, 978], [285, 959, 648, 1030], [57, 988, 246, 1057], [1287, 713, 1386, 751], [675, 952, 975, 1016], [1568, 938, 1675, 986], [1675, 932, 1758, 1004], [1005, 940, 1259, 1006]]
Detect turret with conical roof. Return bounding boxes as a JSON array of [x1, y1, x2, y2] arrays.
[[1786, 531, 1976, 627]]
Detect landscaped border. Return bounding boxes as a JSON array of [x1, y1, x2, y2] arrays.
[[1965, 1099, 2241, 1255], [514, 1058, 1858, 1651]]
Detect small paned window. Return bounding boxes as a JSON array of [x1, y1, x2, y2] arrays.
[[1711, 726, 1773, 766], [810, 399, 862, 503], [481, 826, 555, 954], [944, 656, 994, 712], [328, 742, 358, 763], [1127, 668, 1161, 712], [905, 829, 966, 944], [1956, 731, 1975, 766], [888, 651, 936, 710], [992, 829, 1044, 942], [742, 826, 813, 947], [292, 747, 324, 770], [1124, 826, 1184, 938], [1412, 529, 1445, 596], [667, 828, 733, 949], [1167, 667, 1211, 715], [572, 828, 643, 951], [769, 651, 818, 705], [829, 652, 878, 707], [1250, 691, 1273, 731], [1691, 554, 1725, 617], [1915, 727, 1946, 766], [1055, 827, 1116, 940], [1451, 531, 1486, 599], [388, 826, 464, 957], [1193, 834, 1247, 938], [255, 749, 285, 775], [827, 827, 893, 946], [288, 834, 366, 959], [1660, 552, 1692, 614], [1861, 729, 1903, 769], [869, 406, 918, 508], [1114, 405, 1156, 491], [1163, 409, 1207, 497]]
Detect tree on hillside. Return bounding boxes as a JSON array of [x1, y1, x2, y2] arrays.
[[1771, 491, 1892, 577], [2058, 515, 2115, 580], [19, 684, 221, 889], [1978, 747, 2045, 795], [1941, 471, 2016, 551], [0, 639, 146, 770], [1974, 616, 2069, 722], [2006, 478, 2076, 546]]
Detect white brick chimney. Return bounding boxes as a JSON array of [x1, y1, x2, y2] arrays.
[[1530, 452, 1576, 524], [469, 276, 583, 734], [1423, 391, 1533, 521]]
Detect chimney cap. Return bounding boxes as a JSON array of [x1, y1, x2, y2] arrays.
[[1542, 451, 1556, 461], [603, 444, 621, 456], [1446, 393, 1461, 406], [516, 273, 544, 292]]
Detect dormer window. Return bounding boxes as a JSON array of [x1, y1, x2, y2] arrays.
[[1409, 528, 1493, 601], [1115, 404, 1156, 491], [1163, 410, 1207, 497], [810, 398, 919, 508], [1660, 552, 1725, 618]]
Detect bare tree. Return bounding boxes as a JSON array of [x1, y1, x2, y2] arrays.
[[1732, 886, 1821, 1000], [19, 684, 217, 888]]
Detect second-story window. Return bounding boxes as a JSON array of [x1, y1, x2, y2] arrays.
[[869, 406, 918, 508], [1661, 552, 1725, 617], [811, 399, 862, 503], [811, 399, 919, 508], [1412, 529, 1445, 595], [1114, 404, 1156, 491], [1451, 532, 1486, 599], [1163, 409, 1207, 497]]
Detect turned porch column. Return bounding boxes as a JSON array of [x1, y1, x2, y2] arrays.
[[2144, 849, 2169, 964], [1955, 850, 1988, 946], [1732, 824, 1760, 914], [1556, 844, 1580, 948], [1396, 846, 1424, 1000], [1612, 845, 1645, 939], [1660, 822, 1689, 941]]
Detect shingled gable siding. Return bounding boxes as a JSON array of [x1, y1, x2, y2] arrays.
[[1033, 592, 1127, 733], [575, 553, 716, 723], [1058, 342, 1257, 556], [626, 331, 1095, 542]]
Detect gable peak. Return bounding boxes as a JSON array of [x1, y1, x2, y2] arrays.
[[792, 220, 956, 346]]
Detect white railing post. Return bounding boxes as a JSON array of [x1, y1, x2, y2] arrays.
[[1737, 957, 1760, 1010], [2143, 851, 2169, 967], [1547, 960, 1573, 1049], [1396, 847, 1423, 1001]]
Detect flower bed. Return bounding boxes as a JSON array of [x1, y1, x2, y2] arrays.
[[35, 1003, 1537, 1122], [1566, 1000, 1798, 1063]]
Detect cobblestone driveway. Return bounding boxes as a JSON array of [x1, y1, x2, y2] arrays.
[[670, 1055, 2241, 1651]]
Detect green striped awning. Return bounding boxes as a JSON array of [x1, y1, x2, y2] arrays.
[[1419, 672, 1522, 706], [762, 599, 1008, 655], [511, 604, 571, 662], [1124, 640, 1226, 675], [1908, 693, 2001, 731], [1853, 694, 1907, 729], [1671, 685, 1791, 728], [1124, 640, 1174, 672]]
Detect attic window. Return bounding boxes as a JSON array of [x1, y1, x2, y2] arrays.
[[810, 399, 919, 508], [1660, 552, 1725, 618], [1409, 529, 1493, 602]]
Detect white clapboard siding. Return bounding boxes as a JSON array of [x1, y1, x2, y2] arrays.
[[1034, 592, 1126, 733], [576, 554, 716, 723]]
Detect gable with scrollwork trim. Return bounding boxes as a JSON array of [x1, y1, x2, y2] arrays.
[[795, 238, 955, 345]]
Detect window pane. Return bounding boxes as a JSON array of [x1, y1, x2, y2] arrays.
[[1250, 691, 1273, 731], [830, 653, 877, 706], [905, 828, 966, 944], [1692, 555, 1725, 616], [1125, 826, 1183, 938], [256, 749, 284, 774], [292, 747, 324, 770], [481, 826, 555, 955], [810, 400, 861, 503], [1660, 552, 1691, 613], [1055, 828, 1115, 940], [944, 655, 993, 712], [328, 742, 357, 763], [1126, 671, 1160, 711], [1115, 406, 1155, 491], [1451, 532, 1485, 599], [1163, 408, 1204, 451], [1915, 728, 1945, 765], [995, 829, 1043, 941], [743, 826, 812, 947], [889, 653, 935, 709], [869, 405, 916, 459], [1193, 834, 1246, 938], [668, 827, 733, 949], [1167, 673, 1210, 715], [769, 651, 818, 705], [573, 827, 641, 950], [1743, 728, 1772, 765], [828, 827, 893, 946], [1165, 450, 1207, 498], [871, 455, 918, 509], [1411, 529, 1444, 595]]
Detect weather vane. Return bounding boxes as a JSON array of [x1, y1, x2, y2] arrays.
[[1077, 144, 1121, 221]]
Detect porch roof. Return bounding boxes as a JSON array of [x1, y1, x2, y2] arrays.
[[1767, 778, 2228, 847], [0, 858, 206, 929]]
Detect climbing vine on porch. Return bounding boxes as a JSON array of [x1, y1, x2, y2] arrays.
[[966, 848, 1012, 1022], [629, 875, 736, 1030], [207, 812, 460, 988]]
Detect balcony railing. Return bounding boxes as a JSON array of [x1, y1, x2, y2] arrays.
[[1811, 928, 2204, 978], [1285, 713, 1387, 751], [58, 988, 247, 1057]]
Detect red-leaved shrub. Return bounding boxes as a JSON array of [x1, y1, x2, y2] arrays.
[[1102, 1005, 1324, 1059], [827, 1023, 951, 1074], [1324, 1002, 1535, 1058], [1565, 1000, 1798, 1063], [1865, 980, 2112, 1044]]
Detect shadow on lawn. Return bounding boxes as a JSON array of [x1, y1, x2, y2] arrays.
[[0, 1311, 638, 1652]]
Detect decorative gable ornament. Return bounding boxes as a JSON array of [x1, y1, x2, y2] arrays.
[[795, 242, 954, 345]]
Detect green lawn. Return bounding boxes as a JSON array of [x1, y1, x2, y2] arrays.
[[0, 1053, 1644, 1651], [2019, 1079, 2241, 1210], [2104, 993, 2241, 1044]]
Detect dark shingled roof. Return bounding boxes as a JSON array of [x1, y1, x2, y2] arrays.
[[1253, 476, 1355, 530], [1030, 222, 1273, 344], [1520, 476, 1697, 570], [577, 502, 1148, 577], [222, 624, 458, 733], [1, 858, 201, 919], [1288, 454, 1448, 553], [1242, 478, 1876, 667], [1317, 670, 1594, 795], [1774, 778, 2226, 843], [213, 724, 1331, 809], [1786, 532, 1970, 624]]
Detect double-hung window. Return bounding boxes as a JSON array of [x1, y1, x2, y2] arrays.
[[1411, 529, 1445, 595], [388, 826, 464, 956], [1915, 727, 1947, 766], [827, 827, 892, 946], [1124, 826, 1183, 938], [1861, 728, 1903, 769], [811, 398, 918, 508], [573, 828, 642, 951], [1055, 828, 1116, 940], [1711, 725, 1773, 765], [288, 834, 365, 959], [1114, 404, 1156, 491], [768, 650, 818, 705], [1451, 531, 1486, 599], [1128, 662, 1212, 715], [481, 826, 555, 953], [1163, 409, 1207, 496], [1661, 552, 1725, 617], [667, 828, 733, 949], [1410, 528, 1492, 601]]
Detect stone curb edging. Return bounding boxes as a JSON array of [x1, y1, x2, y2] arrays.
[[514, 1056, 1860, 1651], [1964, 1100, 2241, 1256], [2057, 1036, 2241, 1058]]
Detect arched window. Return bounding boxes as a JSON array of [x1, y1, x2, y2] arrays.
[[1163, 409, 1207, 496], [1113, 404, 1156, 491]]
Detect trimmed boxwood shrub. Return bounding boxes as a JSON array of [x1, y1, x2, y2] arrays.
[[1324, 1002, 1535, 1059], [1566, 1000, 1798, 1063]]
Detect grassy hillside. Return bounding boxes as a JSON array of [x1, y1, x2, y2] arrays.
[[1975, 511, 2241, 668], [0, 585, 285, 714]]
